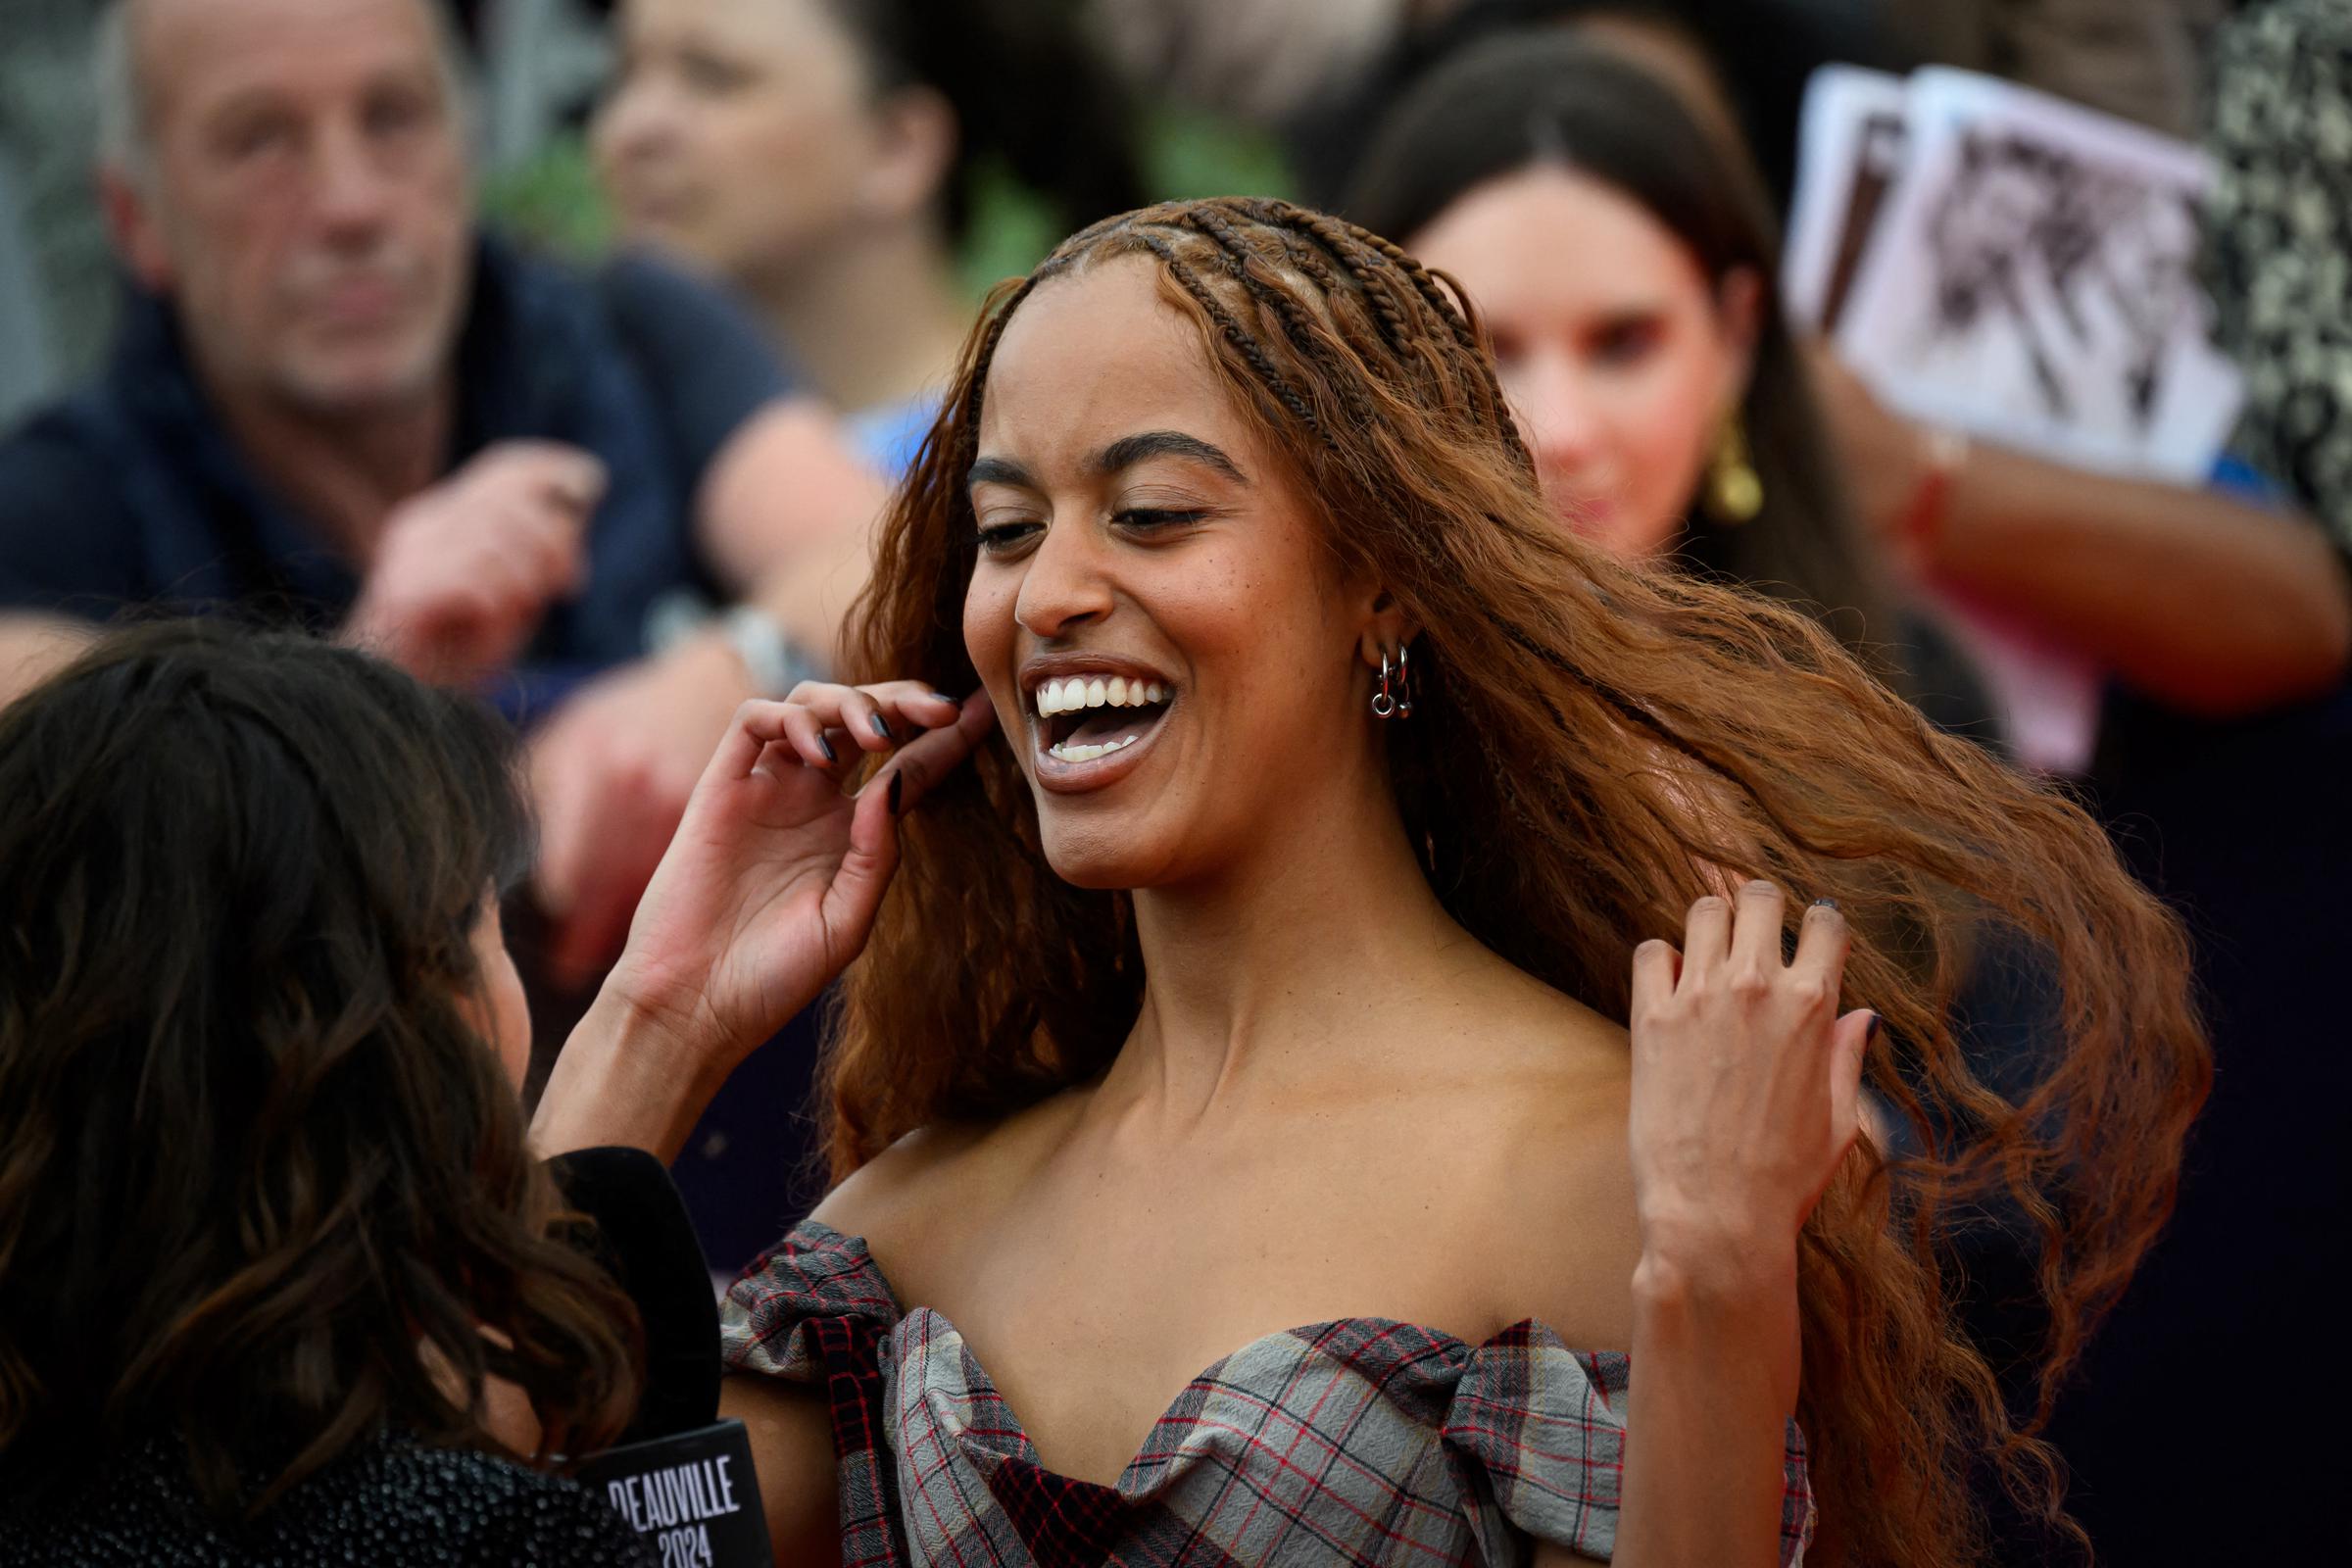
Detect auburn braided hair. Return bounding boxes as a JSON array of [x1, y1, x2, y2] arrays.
[[832, 197, 2208, 1567]]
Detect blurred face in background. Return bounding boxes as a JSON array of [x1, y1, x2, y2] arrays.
[[596, 0, 952, 287], [1406, 164, 1755, 560], [104, 0, 474, 418]]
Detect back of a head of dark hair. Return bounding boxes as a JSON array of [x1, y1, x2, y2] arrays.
[[1300, 0, 1908, 217], [1346, 30, 1782, 298], [0, 621, 637, 1515], [1345, 33, 1895, 662], [821, 0, 1148, 245]]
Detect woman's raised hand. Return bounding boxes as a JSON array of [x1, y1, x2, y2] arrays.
[[596, 680, 995, 1069], [1627, 882, 1874, 1280]]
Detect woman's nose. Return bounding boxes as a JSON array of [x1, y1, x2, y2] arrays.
[[1511, 352, 1609, 481], [1014, 517, 1117, 639], [593, 78, 675, 169]]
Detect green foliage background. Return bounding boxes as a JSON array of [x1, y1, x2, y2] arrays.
[[480, 102, 1296, 292]]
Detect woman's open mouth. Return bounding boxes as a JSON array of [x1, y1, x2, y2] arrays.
[[1026, 671, 1175, 787]]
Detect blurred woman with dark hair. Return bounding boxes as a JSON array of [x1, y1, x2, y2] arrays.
[[1332, 14, 2348, 735], [0, 623, 651, 1561], [595, 0, 1147, 477], [0, 620, 993, 1564]]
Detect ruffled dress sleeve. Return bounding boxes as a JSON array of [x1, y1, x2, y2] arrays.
[[1443, 1323, 1816, 1565], [719, 1220, 906, 1567]]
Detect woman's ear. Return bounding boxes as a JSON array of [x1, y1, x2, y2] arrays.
[[857, 85, 959, 226], [1355, 588, 1418, 670]]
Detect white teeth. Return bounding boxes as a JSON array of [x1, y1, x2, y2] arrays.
[[1031, 674, 1172, 717], [1049, 734, 1141, 763]]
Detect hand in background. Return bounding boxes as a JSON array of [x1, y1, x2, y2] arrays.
[[1807, 344, 1931, 564], [344, 440, 604, 683], [526, 634, 760, 992]]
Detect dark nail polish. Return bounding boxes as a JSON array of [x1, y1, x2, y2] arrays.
[[887, 771, 904, 816], [1865, 1014, 1882, 1047], [816, 735, 837, 763], [1813, 897, 1839, 911], [869, 713, 894, 740], [929, 691, 958, 707]]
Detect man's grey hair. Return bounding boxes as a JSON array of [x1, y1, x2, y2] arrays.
[[93, 0, 477, 183]]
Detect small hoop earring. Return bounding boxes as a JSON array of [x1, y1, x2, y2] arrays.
[[1372, 645, 1413, 720]]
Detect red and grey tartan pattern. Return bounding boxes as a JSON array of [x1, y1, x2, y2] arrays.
[[723, 1222, 1816, 1566]]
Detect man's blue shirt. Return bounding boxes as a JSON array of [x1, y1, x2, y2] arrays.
[[0, 234, 794, 712]]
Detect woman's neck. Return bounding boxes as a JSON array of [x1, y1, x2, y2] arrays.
[[1103, 778, 1479, 1129], [752, 224, 972, 415]]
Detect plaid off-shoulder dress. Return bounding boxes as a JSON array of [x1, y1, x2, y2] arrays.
[[720, 1221, 1815, 1566]]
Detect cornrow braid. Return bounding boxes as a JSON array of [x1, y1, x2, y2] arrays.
[[1339, 219, 1537, 473], [1177, 207, 1384, 432], [1278, 203, 1535, 474], [1128, 230, 1337, 449]]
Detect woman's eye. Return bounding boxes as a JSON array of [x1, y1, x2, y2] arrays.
[[1114, 509, 1208, 530], [1590, 318, 1664, 366], [976, 520, 1042, 553], [679, 49, 752, 93]]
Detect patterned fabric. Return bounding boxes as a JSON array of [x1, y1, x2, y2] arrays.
[[722, 1221, 1815, 1566], [2205, 0, 2352, 551], [0, 1429, 655, 1568]]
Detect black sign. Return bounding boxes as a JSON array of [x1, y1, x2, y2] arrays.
[[576, 1417, 773, 1567]]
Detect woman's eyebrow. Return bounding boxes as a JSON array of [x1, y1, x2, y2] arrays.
[[1091, 430, 1250, 483], [967, 455, 1035, 488]]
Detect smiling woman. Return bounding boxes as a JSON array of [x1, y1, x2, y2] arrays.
[[803, 197, 2204, 1568], [531, 197, 2209, 1567]]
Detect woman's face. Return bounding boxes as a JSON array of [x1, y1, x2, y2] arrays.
[[464, 897, 533, 1093], [595, 0, 902, 283], [1407, 164, 1755, 560], [962, 258, 1388, 889]]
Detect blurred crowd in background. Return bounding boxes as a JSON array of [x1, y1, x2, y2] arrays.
[[0, 1, 2346, 1562]]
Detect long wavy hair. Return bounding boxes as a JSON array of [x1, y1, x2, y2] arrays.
[[828, 197, 2208, 1565], [0, 622, 639, 1518]]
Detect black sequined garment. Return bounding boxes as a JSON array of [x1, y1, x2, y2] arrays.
[[0, 1431, 655, 1567]]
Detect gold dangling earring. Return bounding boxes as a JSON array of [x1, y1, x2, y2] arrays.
[[1703, 414, 1763, 524]]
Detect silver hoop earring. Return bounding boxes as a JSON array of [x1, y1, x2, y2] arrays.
[[1372, 646, 1413, 719]]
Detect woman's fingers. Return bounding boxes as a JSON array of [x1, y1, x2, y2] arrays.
[[1727, 879, 1787, 978], [822, 761, 908, 942], [776, 704, 845, 771], [1791, 898, 1852, 995], [819, 695, 994, 958], [1826, 1008, 1876, 1170], [710, 682, 970, 784], [1631, 938, 1682, 1019], [1678, 894, 1733, 985], [784, 679, 966, 755], [875, 692, 996, 815], [707, 699, 803, 783]]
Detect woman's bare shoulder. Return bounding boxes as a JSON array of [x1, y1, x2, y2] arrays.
[[805, 1090, 1087, 1262], [1439, 968, 1644, 1348]]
